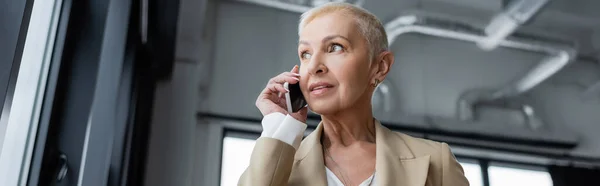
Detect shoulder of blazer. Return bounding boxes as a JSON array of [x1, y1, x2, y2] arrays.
[[392, 131, 446, 158]]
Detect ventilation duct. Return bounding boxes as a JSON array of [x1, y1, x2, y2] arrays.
[[384, 14, 576, 124], [234, 0, 365, 13], [372, 80, 396, 118], [478, 0, 549, 50], [231, 0, 577, 126], [227, 0, 582, 160], [235, 0, 311, 13], [582, 81, 600, 100]]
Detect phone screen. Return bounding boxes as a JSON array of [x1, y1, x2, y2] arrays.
[[285, 82, 307, 113]]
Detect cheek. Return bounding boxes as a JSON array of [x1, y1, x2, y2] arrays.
[[336, 59, 370, 84], [337, 58, 371, 97], [298, 66, 309, 86], [336, 68, 369, 100]]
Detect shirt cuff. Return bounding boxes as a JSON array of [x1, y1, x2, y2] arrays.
[[259, 113, 307, 150], [260, 112, 286, 137]]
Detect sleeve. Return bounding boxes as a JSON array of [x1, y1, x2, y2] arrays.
[[259, 112, 307, 150], [238, 113, 308, 186], [441, 143, 470, 186]]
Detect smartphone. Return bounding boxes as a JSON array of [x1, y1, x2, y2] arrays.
[[284, 82, 307, 113]]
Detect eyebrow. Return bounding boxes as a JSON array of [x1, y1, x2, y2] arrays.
[[298, 35, 351, 46], [322, 35, 351, 44], [299, 40, 310, 46]]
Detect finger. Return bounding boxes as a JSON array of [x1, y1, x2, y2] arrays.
[[279, 91, 286, 99], [290, 65, 300, 74], [283, 71, 301, 78], [264, 83, 288, 95], [269, 74, 300, 84]]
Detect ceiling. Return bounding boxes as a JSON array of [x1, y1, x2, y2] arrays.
[[421, 0, 600, 59]]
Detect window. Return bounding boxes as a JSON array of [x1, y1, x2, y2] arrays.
[[489, 164, 553, 186], [220, 136, 257, 186], [459, 161, 484, 186]]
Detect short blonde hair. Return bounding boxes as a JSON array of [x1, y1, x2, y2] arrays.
[[298, 2, 388, 58]]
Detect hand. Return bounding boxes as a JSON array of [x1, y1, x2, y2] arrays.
[[255, 65, 308, 122]]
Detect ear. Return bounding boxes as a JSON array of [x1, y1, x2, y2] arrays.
[[373, 51, 394, 82]]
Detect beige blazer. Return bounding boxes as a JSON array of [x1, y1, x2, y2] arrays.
[[239, 120, 470, 186]]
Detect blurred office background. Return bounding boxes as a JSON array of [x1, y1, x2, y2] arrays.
[[1, 0, 599, 185]]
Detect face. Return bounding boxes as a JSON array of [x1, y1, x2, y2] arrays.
[[297, 12, 376, 115]]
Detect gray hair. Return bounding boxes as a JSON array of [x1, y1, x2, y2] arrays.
[[298, 2, 389, 58]]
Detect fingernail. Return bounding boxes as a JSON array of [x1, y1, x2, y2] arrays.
[[293, 77, 300, 81], [292, 73, 301, 76]]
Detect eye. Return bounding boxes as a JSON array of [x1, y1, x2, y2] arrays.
[[301, 52, 312, 60], [329, 44, 344, 53]]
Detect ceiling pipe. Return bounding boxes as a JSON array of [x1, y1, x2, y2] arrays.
[[235, 0, 311, 13], [582, 81, 600, 100], [230, 0, 576, 121], [234, 0, 365, 13], [457, 92, 544, 130], [384, 15, 576, 121], [373, 80, 395, 113], [478, 0, 549, 51]]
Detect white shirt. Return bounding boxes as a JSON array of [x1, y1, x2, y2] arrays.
[[326, 167, 376, 186], [259, 112, 377, 186]]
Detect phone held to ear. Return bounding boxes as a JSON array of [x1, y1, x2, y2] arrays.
[[284, 82, 307, 113]]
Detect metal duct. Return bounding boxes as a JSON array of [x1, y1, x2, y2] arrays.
[[230, 0, 576, 121], [582, 81, 600, 100], [372, 80, 395, 113], [478, 0, 549, 50], [235, 0, 311, 13], [458, 94, 544, 130], [384, 15, 576, 121], [234, 0, 364, 13], [233, 0, 575, 99]]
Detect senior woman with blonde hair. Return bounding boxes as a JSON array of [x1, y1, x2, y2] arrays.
[[240, 2, 469, 186]]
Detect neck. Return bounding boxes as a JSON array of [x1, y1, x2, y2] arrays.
[[321, 95, 376, 148]]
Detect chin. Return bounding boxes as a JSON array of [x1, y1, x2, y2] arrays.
[[307, 101, 339, 115]]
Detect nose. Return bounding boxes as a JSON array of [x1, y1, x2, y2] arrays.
[[306, 52, 328, 75]]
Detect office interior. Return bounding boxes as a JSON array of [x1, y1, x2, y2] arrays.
[[1, 0, 599, 185]]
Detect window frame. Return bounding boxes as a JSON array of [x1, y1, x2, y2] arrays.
[[23, 0, 149, 185], [0, 0, 33, 124], [1, 0, 182, 184], [0, 0, 62, 185]]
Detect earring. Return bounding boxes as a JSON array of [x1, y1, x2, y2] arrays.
[[373, 79, 380, 87]]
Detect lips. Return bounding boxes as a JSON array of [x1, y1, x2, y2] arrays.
[[312, 85, 330, 90], [309, 82, 334, 92]]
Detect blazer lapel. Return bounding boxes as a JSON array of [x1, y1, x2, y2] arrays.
[[288, 123, 327, 186], [290, 121, 430, 186], [375, 121, 430, 186]]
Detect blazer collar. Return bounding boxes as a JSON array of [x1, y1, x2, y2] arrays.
[[293, 120, 430, 186], [291, 121, 327, 185], [374, 120, 431, 186]]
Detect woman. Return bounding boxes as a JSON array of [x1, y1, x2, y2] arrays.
[[240, 2, 469, 186]]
